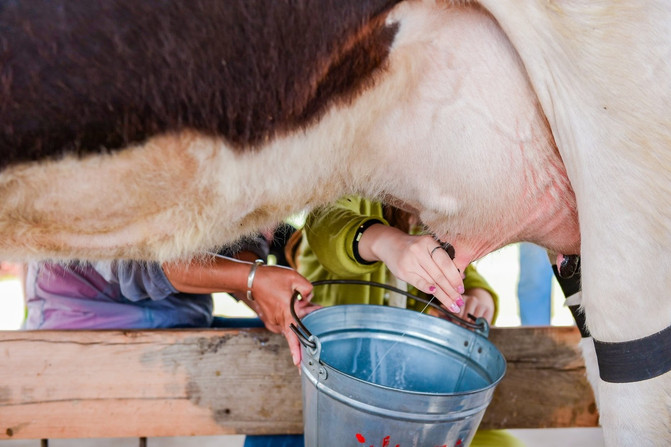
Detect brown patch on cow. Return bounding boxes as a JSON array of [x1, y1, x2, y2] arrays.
[[0, 0, 400, 170]]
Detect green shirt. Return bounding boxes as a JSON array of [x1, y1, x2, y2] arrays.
[[298, 196, 499, 322]]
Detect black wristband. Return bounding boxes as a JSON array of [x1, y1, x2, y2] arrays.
[[352, 219, 384, 265]]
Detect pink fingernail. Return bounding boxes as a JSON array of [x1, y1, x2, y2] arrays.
[[457, 285, 465, 294], [456, 298, 464, 307], [449, 303, 460, 313], [429, 285, 436, 292]]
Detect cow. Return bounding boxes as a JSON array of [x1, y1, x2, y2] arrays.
[[1, 1, 670, 445]]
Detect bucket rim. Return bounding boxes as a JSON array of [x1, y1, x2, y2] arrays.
[[305, 357, 507, 397], [300, 304, 507, 397]]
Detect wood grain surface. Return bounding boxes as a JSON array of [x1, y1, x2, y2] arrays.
[[0, 326, 598, 439]]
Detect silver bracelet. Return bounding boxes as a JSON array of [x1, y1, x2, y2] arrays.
[[246, 259, 265, 301]]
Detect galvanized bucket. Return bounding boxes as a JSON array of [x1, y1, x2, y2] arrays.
[[290, 281, 506, 447]]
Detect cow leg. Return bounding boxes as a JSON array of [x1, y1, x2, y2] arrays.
[[577, 157, 671, 445], [575, 340, 667, 446], [575, 137, 671, 445], [470, 1, 671, 444], [0, 129, 355, 262], [578, 338, 600, 409], [597, 377, 671, 445]]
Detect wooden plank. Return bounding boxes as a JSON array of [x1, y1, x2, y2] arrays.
[[482, 326, 599, 429], [0, 326, 598, 440], [0, 329, 303, 439]]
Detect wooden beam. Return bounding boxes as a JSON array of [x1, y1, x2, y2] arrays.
[[482, 326, 599, 429], [0, 326, 598, 440]]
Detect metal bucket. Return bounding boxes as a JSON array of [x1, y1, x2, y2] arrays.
[[290, 283, 506, 447]]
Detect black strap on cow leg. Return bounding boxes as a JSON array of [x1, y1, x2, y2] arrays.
[[594, 325, 671, 383], [551, 262, 590, 338], [552, 256, 671, 382]]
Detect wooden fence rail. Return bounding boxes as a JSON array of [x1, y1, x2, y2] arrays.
[[0, 326, 598, 440]]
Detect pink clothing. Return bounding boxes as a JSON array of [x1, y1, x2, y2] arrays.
[[24, 261, 213, 329]]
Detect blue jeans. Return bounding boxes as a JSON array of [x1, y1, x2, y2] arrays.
[[243, 435, 304, 447], [517, 243, 553, 325]]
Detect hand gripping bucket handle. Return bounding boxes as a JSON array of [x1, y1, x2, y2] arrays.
[[289, 279, 491, 351]]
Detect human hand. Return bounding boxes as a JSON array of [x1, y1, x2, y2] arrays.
[[164, 255, 320, 366], [457, 287, 495, 324], [357, 224, 464, 313], [241, 264, 320, 366]]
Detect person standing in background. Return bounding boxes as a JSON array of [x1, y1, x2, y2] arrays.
[[516, 242, 553, 325]]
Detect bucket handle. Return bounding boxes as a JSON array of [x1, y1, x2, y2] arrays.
[[289, 290, 317, 350], [289, 279, 490, 349]]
